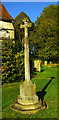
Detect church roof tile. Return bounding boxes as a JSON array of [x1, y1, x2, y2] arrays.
[[0, 1, 13, 21]]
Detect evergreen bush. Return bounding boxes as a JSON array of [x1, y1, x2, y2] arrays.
[[2, 38, 16, 84], [15, 51, 25, 81], [2, 38, 24, 84]]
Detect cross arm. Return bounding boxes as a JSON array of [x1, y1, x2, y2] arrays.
[[20, 24, 25, 28], [27, 23, 32, 28]]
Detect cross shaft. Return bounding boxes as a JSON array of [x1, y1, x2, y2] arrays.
[[20, 18, 32, 82]]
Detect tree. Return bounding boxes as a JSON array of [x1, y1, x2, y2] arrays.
[[13, 12, 31, 52], [29, 4, 58, 62], [13, 11, 35, 77]]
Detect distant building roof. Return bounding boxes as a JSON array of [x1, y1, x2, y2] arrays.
[[0, 1, 13, 21]]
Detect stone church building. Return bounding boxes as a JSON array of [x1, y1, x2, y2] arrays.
[[0, 1, 14, 39]]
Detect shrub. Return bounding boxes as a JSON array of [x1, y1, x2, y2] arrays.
[[2, 38, 25, 84], [2, 38, 16, 84], [15, 51, 25, 81]]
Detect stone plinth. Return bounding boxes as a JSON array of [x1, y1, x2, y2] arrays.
[[18, 81, 38, 105], [12, 81, 45, 114]]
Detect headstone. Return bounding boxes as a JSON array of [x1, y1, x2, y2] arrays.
[[50, 61, 52, 65], [36, 60, 39, 71], [34, 60, 41, 72], [34, 60, 37, 68], [12, 18, 45, 114], [44, 61, 47, 65], [39, 60, 42, 64], [36, 60, 41, 72], [38, 63, 41, 72], [49, 61, 52, 68]]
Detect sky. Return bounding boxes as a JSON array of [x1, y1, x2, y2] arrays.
[[2, 2, 58, 23]]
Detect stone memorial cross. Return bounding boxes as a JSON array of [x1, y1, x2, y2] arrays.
[[12, 18, 45, 113], [20, 18, 32, 82]]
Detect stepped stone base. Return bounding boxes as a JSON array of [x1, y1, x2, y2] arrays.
[[11, 81, 46, 114]]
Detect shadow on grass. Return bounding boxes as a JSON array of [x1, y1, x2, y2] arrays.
[[36, 77, 55, 106], [41, 69, 44, 72], [34, 67, 44, 73]]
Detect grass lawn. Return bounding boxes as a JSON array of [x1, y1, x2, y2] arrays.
[[2, 65, 58, 119]]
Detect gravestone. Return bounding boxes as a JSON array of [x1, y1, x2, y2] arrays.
[[39, 63, 41, 72], [44, 61, 47, 65], [50, 61, 52, 65], [49, 61, 52, 68], [12, 18, 45, 114], [34, 60, 37, 68], [36, 60, 41, 72], [39, 60, 42, 64], [34, 60, 41, 72], [39, 60, 42, 72]]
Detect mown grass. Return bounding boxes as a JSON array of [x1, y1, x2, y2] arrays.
[[2, 65, 58, 119]]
